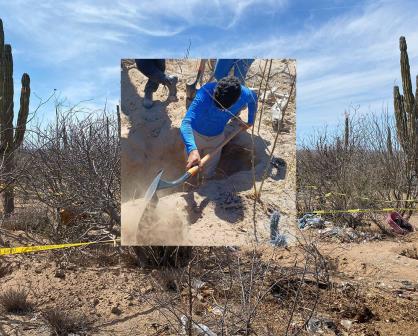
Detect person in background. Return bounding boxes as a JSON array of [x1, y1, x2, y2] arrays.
[[213, 59, 254, 84], [180, 76, 257, 178], [135, 59, 178, 109]]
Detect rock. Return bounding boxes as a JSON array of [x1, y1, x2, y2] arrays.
[[93, 298, 100, 306], [140, 285, 154, 294], [340, 319, 353, 330], [111, 306, 122, 315], [54, 269, 65, 279], [34, 268, 42, 274], [66, 263, 77, 271], [211, 305, 225, 316]]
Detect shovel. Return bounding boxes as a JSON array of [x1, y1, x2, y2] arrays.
[[137, 125, 244, 224], [186, 59, 207, 109]]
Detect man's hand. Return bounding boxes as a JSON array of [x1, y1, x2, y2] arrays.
[[186, 149, 201, 170]]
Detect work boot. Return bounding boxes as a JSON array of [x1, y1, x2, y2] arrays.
[[143, 90, 153, 109], [166, 75, 178, 100]]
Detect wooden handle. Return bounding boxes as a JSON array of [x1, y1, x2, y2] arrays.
[[187, 126, 243, 177]]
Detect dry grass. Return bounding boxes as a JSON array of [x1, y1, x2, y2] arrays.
[[0, 287, 33, 314], [297, 111, 417, 230], [43, 308, 91, 336], [0, 261, 12, 278]]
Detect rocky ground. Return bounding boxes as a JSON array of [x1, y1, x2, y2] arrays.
[[0, 229, 417, 335]]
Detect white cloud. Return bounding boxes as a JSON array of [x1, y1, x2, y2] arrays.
[[1, 0, 417, 139], [0, 0, 288, 63], [204, 0, 418, 138]]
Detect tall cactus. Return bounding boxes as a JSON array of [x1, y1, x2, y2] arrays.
[[0, 19, 31, 215], [394, 36, 418, 175], [344, 111, 349, 149]]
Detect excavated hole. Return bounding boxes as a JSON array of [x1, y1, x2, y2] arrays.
[[215, 142, 261, 178]]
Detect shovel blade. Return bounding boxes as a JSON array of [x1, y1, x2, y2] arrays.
[[137, 170, 163, 226]]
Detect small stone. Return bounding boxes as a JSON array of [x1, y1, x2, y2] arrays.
[[93, 298, 100, 306], [55, 269, 65, 279], [141, 285, 153, 294], [35, 268, 42, 274], [111, 306, 122, 315], [66, 263, 77, 271], [340, 319, 353, 330]]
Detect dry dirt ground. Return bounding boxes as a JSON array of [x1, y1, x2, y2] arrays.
[[0, 230, 417, 335], [120, 59, 297, 246]]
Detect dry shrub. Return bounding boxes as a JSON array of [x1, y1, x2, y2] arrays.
[[0, 260, 12, 278], [0, 287, 33, 314], [133, 246, 193, 268], [43, 308, 91, 336], [1, 206, 52, 233], [298, 110, 417, 229], [131, 244, 329, 336], [18, 102, 120, 242]]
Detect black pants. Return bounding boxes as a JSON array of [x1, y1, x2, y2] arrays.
[[135, 59, 169, 94]]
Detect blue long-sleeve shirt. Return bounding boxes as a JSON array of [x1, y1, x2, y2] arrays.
[[180, 82, 258, 154]]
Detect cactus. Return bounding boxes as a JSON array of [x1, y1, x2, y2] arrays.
[[0, 19, 31, 215], [394, 36, 418, 175], [344, 112, 349, 149], [387, 126, 393, 157]]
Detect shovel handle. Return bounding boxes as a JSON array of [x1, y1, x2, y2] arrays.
[[186, 125, 244, 177]]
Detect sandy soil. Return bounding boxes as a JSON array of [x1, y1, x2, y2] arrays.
[[1, 230, 417, 335], [120, 59, 297, 246]]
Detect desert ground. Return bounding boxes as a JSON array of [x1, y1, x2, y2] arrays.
[[0, 228, 417, 335], [120, 59, 297, 246]]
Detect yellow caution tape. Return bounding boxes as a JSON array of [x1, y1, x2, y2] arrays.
[[304, 189, 418, 203], [308, 207, 417, 215], [0, 239, 119, 256], [323, 191, 418, 203]]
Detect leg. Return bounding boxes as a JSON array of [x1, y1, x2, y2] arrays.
[[193, 130, 225, 178], [213, 59, 236, 81], [135, 59, 177, 108], [135, 59, 168, 88], [233, 59, 254, 84], [225, 119, 252, 148]]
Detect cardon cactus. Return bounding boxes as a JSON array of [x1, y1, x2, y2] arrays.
[[394, 36, 418, 175], [0, 19, 31, 215]]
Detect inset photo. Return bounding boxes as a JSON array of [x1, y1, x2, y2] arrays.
[[121, 59, 296, 245]]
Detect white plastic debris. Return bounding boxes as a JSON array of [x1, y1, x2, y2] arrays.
[[271, 93, 289, 131], [180, 315, 217, 336], [191, 278, 206, 290]]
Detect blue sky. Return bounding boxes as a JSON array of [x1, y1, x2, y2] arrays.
[[0, 0, 417, 142]]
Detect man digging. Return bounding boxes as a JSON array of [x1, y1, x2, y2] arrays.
[[180, 76, 257, 179]]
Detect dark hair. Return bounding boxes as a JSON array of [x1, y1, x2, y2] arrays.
[[214, 76, 241, 109]]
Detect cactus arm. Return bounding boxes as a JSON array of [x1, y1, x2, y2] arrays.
[[0, 19, 5, 134], [2, 44, 14, 152], [394, 86, 407, 151], [400, 36, 415, 116], [13, 73, 30, 148]]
